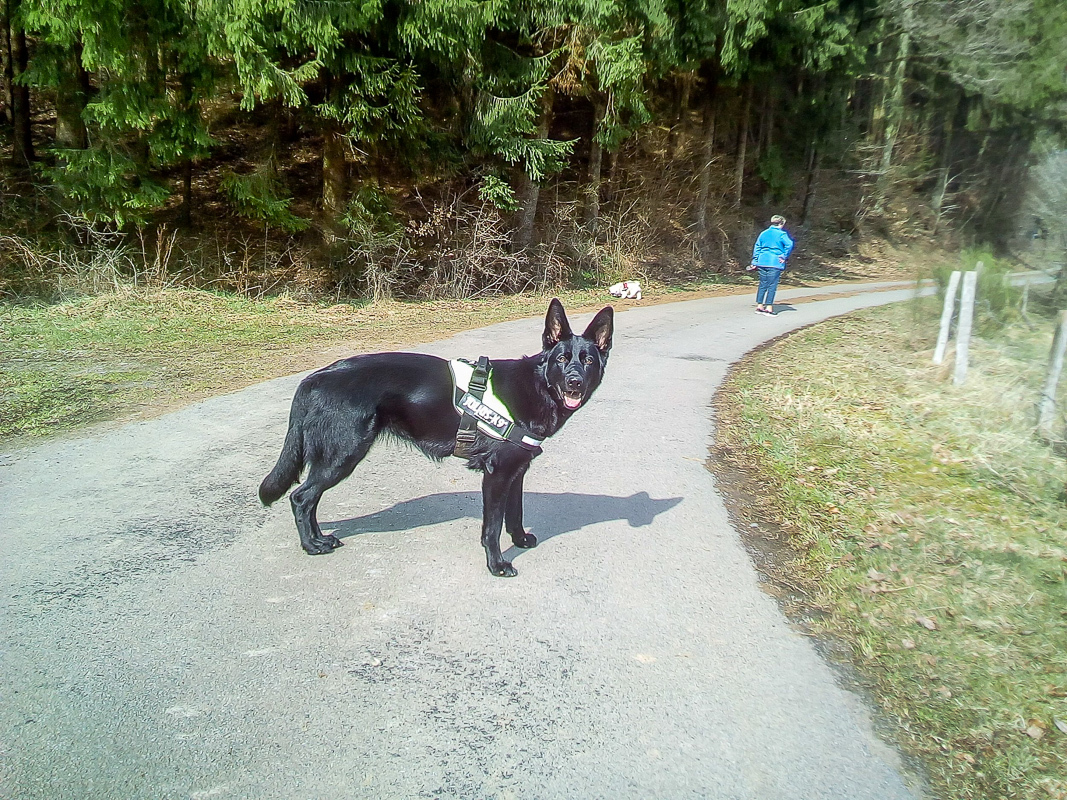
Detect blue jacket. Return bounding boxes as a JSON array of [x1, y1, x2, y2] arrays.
[[751, 226, 794, 269]]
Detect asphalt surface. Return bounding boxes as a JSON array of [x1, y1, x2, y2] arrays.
[[1, 282, 928, 800]]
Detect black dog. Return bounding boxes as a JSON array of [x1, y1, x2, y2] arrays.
[[259, 298, 613, 577]]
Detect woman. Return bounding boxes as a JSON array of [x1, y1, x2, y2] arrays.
[[749, 215, 794, 315]]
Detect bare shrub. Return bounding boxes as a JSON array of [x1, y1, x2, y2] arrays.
[[331, 228, 408, 304], [588, 126, 725, 279], [177, 232, 323, 300], [574, 199, 652, 286], [4, 232, 129, 300], [0, 219, 189, 300], [135, 226, 180, 290], [406, 190, 565, 299]]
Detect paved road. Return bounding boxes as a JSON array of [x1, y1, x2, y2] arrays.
[[2, 283, 927, 800]]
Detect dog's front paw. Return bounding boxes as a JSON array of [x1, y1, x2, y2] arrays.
[[511, 532, 538, 549], [491, 562, 518, 578], [302, 535, 343, 555]]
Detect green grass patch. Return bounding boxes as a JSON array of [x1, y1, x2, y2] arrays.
[[1, 289, 346, 439], [717, 299, 1067, 799], [0, 367, 152, 436]]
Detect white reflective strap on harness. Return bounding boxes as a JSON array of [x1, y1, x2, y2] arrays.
[[458, 392, 513, 437], [449, 358, 543, 455]]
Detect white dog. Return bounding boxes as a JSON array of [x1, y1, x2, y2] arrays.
[[608, 280, 642, 300]]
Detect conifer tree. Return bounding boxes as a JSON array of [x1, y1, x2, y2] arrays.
[[0, 0, 1060, 257], [198, 0, 423, 229], [465, 33, 572, 249], [22, 0, 215, 226]]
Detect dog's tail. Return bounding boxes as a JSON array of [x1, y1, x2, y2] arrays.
[[259, 409, 305, 506]]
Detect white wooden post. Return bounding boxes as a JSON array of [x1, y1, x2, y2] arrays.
[[1037, 310, 1067, 439], [933, 270, 962, 365], [953, 270, 978, 386]]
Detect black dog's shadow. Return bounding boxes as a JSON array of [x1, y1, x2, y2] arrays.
[[322, 491, 682, 560]]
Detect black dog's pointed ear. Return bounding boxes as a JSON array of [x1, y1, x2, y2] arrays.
[[543, 298, 573, 349], [583, 306, 614, 354]]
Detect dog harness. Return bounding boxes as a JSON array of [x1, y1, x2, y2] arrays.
[[450, 357, 543, 458]]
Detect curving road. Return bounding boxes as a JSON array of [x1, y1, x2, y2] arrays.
[[1, 282, 928, 800]]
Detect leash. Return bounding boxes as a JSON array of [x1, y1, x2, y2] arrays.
[[452, 357, 543, 459]]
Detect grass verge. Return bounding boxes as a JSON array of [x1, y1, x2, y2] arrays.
[[714, 299, 1067, 799]]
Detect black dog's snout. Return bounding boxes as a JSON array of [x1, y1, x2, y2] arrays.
[[566, 373, 584, 390]]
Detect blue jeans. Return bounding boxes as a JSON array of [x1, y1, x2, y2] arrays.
[[756, 267, 782, 305]]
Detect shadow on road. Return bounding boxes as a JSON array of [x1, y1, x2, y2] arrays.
[[322, 491, 683, 549]]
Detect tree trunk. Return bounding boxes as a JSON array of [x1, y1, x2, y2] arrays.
[[693, 90, 717, 241], [176, 73, 196, 227], [178, 158, 193, 227], [129, 25, 158, 179], [930, 93, 959, 231], [874, 1, 913, 213], [1, 3, 11, 127], [321, 71, 348, 230], [868, 34, 886, 142], [605, 150, 618, 205], [800, 142, 820, 226], [670, 72, 693, 158], [582, 96, 607, 233], [322, 123, 348, 226], [755, 85, 774, 162], [9, 10, 33, 168], [733, 83, 753, 208], [55, 45, 89, 150], [512, 86, 555, 252]]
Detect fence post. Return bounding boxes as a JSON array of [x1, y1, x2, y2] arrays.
[[933, 270, 962, 365], [1037, 309, 1067, 440], [953, 270, 978, 386]]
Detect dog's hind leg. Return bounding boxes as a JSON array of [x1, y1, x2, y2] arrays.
[[290, 441, 371, 555], [505, 468, 537, 550]]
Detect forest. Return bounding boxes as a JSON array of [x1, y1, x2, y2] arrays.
[[1, 0, 1065, 299]]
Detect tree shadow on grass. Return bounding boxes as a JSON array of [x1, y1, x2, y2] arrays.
[[322, 491, 683, 556]]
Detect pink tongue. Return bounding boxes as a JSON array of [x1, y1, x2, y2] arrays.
[[564, 395, 581, 409]]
